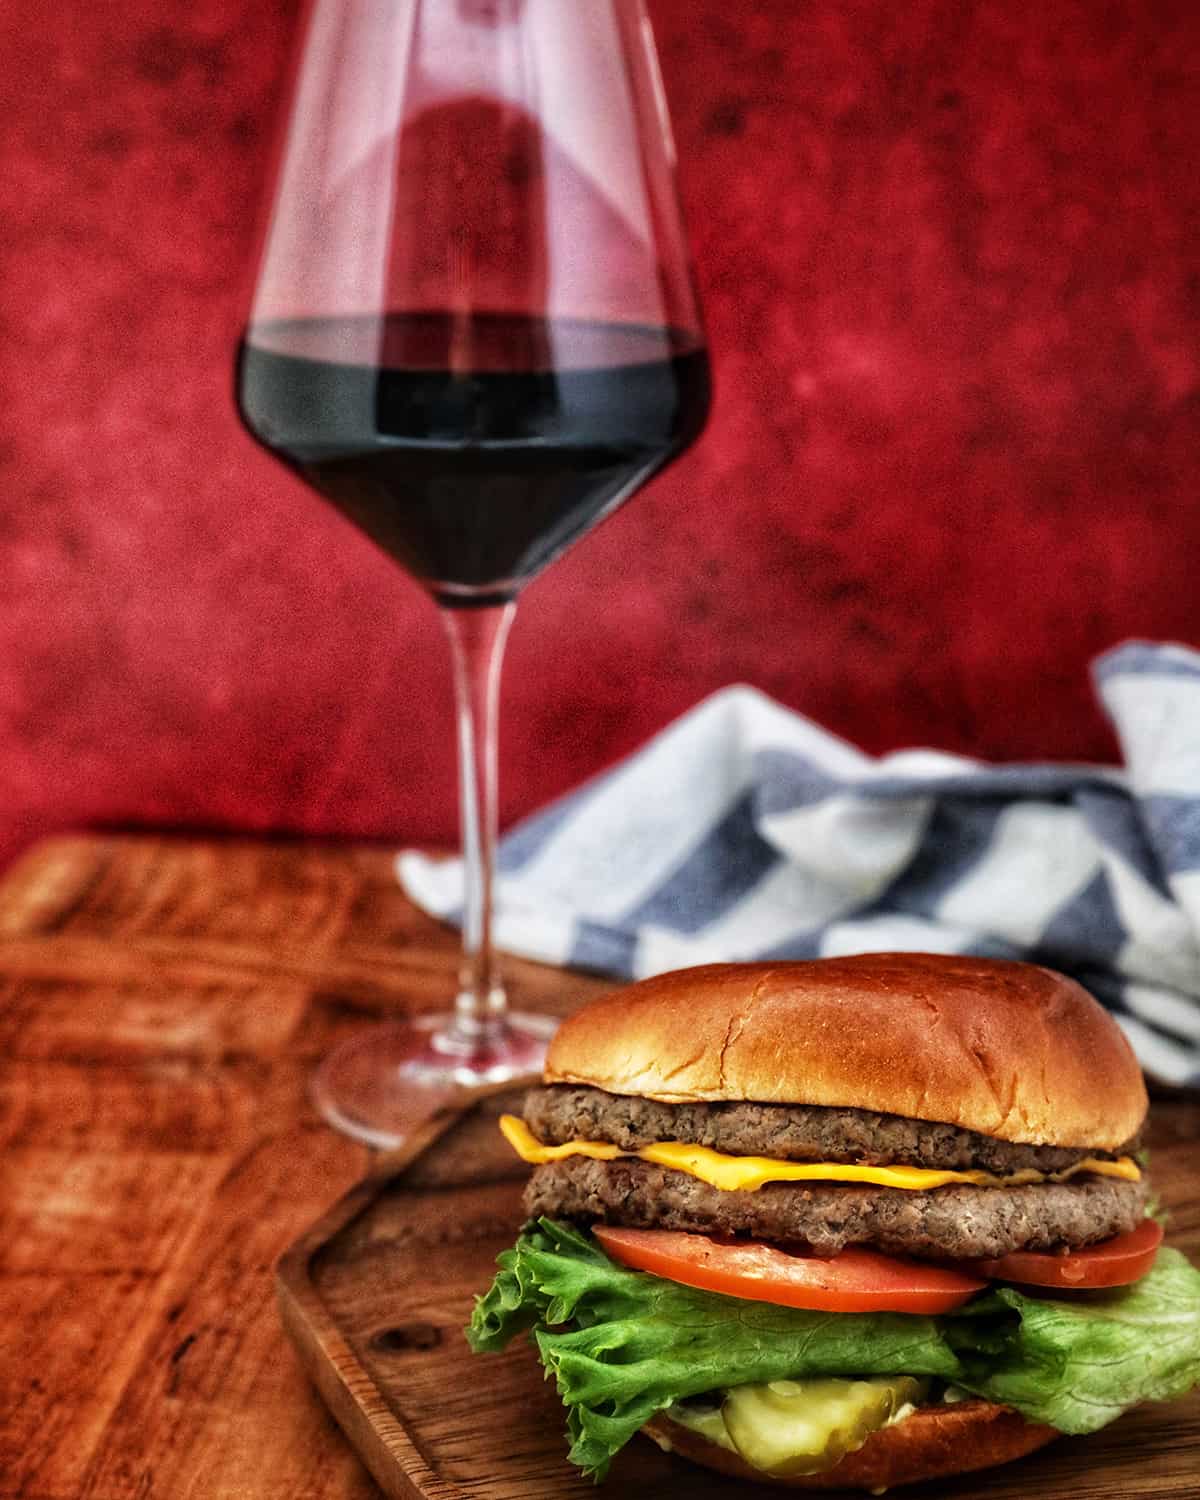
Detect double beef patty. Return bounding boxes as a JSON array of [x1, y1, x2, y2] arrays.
[[522, 1085, 1147, 1262]]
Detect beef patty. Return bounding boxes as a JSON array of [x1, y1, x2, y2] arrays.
[[524, 1085, 1137, 1175], [524, 1156, 1148, 1261]]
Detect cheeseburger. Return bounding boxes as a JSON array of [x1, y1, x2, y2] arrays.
[[467, 954, 1200, 1489]]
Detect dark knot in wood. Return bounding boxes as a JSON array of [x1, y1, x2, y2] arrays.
[[371, 1323, 443, 1354]]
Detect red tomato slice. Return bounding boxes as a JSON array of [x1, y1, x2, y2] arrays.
[[592, 1226, 987, 1314], [965, 1218, 1164, 1290]]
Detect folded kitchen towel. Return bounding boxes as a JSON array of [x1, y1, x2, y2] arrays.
[[398, 641, 1200, 1085]]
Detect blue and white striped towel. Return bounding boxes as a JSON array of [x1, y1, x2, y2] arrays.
[[399, 641, 1200, 1085]]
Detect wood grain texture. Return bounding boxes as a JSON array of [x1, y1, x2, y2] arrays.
[[0, 834, 608, 1500], [280, 1096, 1200, 1499]]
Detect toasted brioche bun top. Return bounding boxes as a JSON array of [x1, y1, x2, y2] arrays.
[[545, 954, 1147, 1150]]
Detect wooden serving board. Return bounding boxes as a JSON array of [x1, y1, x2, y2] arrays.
[[278, 1088, 1200, 1499]]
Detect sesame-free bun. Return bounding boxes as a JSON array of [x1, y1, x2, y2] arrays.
[[544, 955, 1147, 1150], [642, 1399, 1058, 1491]]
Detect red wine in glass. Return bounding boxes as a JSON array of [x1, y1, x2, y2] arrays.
[[236, 0, 709, 1145], [238, 312, 709, 602]]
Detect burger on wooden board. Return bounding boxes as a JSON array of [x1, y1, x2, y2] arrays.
[[466, 954, 1200, 1489]]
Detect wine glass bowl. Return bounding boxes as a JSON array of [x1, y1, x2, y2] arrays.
[[238, 312, 708, 604], [237, 0, 709, 1145]]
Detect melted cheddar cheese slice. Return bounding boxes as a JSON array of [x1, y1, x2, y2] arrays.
[[499, 1115, 1141, 1194]]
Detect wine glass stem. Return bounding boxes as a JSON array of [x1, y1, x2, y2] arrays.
[[440, 601, 516, 1045]]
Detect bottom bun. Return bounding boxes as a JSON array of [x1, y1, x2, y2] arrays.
[[642, 1400, 1058, 1491]]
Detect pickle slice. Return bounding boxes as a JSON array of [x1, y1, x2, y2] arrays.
[[663, 1400, 737, 1452], [720, 1376, 929, 1477]]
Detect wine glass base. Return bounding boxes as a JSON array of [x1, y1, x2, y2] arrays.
[[311, 1011, 558, 1150]]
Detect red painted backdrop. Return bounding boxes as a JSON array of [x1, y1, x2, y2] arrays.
[[2, 0, 1198, 870]]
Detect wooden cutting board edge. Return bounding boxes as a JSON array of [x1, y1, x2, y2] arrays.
[[276, 1107, 468, 1500]]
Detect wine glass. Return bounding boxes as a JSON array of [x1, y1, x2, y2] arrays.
[[237, 0, 710, 1147]]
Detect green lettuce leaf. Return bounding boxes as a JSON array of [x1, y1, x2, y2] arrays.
[[468, 1220, 966, 1477], [466, 1221, 1200, 1480], [948, 1249, 1200, 1434]]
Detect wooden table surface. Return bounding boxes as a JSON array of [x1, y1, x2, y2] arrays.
[[2, 834, 1198, 1500], [0, 834, 609, 1500]]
